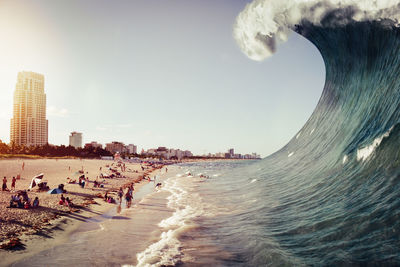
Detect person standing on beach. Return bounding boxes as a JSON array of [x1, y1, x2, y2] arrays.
[[22, 162, 25, 171], [118, 187, 123, 204], [2, 176, 8, 191], [125, 188, 132, 208], [11, 176, 16, 191]]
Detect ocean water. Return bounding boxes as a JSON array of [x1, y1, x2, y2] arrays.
[[135, 19, 400, 266], [11, 7, 400, 267]]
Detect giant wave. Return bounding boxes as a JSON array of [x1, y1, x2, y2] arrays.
[[227, 0, 400, 265]]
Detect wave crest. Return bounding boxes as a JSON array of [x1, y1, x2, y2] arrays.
[[234, 0, 400, 60]]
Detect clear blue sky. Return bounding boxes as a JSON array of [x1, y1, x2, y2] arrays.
[[0, 0, 324, 157]]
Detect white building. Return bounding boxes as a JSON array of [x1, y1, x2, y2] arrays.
[[10, 71, 48, 146], [69, 132, 82, 148]]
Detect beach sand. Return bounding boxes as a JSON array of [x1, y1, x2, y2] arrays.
[[0, 158, 163, 265]]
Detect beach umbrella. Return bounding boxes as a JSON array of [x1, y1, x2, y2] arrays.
[[34, 173, 44, 179], [29, 173, 44, 189], [47, 188, 63, 194]]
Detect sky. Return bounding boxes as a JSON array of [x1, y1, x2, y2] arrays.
[[0, 0, 325, 157]]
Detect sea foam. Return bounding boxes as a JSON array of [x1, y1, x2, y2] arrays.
[[357, 127, 393, 161], [234, 0, 400, 61]]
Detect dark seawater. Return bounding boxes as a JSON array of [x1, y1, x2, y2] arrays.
[[152, 20, 400, 266]]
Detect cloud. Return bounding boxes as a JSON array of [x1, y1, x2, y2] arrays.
[[47, 106, 69, 117]]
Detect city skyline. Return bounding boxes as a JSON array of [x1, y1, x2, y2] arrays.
[[0, 0, 324, 158]]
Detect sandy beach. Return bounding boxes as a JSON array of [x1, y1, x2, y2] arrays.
[[0, 158, 164, 265]]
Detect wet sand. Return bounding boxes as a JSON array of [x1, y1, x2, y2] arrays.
[[0, 158, 164, 266]]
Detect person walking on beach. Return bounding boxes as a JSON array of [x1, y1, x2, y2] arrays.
[[2, 176, 8, 191], [11, 176, 16, 191], [125, 188, 132, 208], [118, 187, 123, 204], [22, 162, 25, 171]]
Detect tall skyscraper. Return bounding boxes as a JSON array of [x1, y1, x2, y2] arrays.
[[10, 71, 48, 146], [69, 132, 83, 148]]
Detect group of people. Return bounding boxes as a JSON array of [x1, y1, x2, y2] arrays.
[[59, 194, 73, 210], [2, 176, 17, 191], [104, 191, 116, 203], [78, 175, 87, 188], [93, 177, 105, 188], [117, 184, 134, 207], [9, 191, 39, 209]]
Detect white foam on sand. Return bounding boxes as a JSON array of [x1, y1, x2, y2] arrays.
[[136, 174, 206, 266], [288, 152, 294, 157], [250, 179, 257, 184], [357, 126, 393, 161], [136, 229, 182, 267], [310, 128, 315, 135], [296, 131, 302, 139]]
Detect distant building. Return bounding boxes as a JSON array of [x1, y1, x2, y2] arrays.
[[69, 132, 82, 148], [126, 144, 137, 154], [183, 150, 193, 157], [228, 148, 234, 156], [84, 141, 102, 149], [105, 141, 125, 154], [143, 147, 192, 160], [215, 152, 225, 158], [10, 71, 48, 146]]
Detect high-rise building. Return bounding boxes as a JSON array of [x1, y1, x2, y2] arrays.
[[10, 71, 48, 146], [127, 144, 137, 154], [69, 132, 82, 148]]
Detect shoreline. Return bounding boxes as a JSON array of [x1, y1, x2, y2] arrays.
[[0, 158, 165, 266]]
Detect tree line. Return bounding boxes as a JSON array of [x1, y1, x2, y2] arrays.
[[0, 140, 113, 158]]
